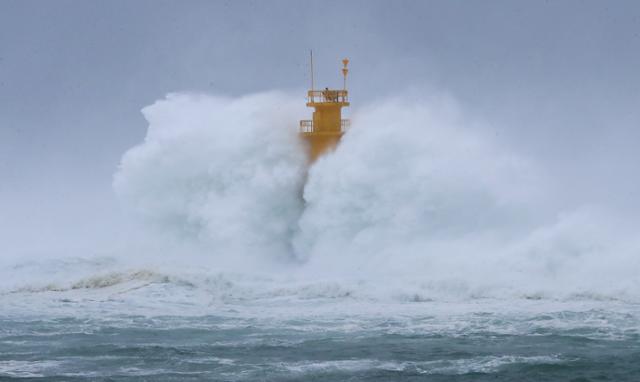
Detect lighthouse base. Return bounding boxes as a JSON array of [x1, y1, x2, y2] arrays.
[[300, 132, 343, 163]]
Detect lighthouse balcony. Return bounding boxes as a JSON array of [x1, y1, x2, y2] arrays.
[[306, 90, 349, 104], [299, 119, 350, 133]]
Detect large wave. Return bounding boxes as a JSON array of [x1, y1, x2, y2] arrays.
[[113, 92, 307, 267], [109, 90, 640, 301]]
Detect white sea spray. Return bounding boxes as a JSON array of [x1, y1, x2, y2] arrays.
[[4, 90, 640, 306]]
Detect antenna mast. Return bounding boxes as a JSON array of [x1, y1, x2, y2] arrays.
[[310, 50, 315, 91]]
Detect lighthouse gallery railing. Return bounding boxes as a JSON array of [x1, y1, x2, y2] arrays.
[[306, 90, 349, 104], [299, 119, 350, 133]]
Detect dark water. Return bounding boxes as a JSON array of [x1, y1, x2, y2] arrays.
[[1, 311, 639, 381]]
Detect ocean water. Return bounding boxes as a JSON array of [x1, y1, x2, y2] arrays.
[[1, 260, 640, 381], [3, 91, 640, 380], [1, 258, 640, 381]]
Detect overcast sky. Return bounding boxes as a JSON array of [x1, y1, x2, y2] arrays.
[[1, 0, 639, 254]]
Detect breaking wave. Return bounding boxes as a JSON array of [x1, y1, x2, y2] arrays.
[[110, 90, 640, 302], [113, 92, 307, 266], [5, 90, 640, 307]]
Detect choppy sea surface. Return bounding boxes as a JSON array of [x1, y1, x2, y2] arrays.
[[1, 258, 639, 381]]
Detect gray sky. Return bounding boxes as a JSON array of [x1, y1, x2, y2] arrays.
[[1, 0, 639, 254]]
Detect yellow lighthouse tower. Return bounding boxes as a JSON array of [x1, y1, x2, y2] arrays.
[[299, 54, 350, 163]]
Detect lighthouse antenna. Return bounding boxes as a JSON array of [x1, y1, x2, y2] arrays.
[[310, 50, 315, 92]]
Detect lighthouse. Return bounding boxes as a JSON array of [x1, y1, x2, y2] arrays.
[[299, 55, 350, 162]]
